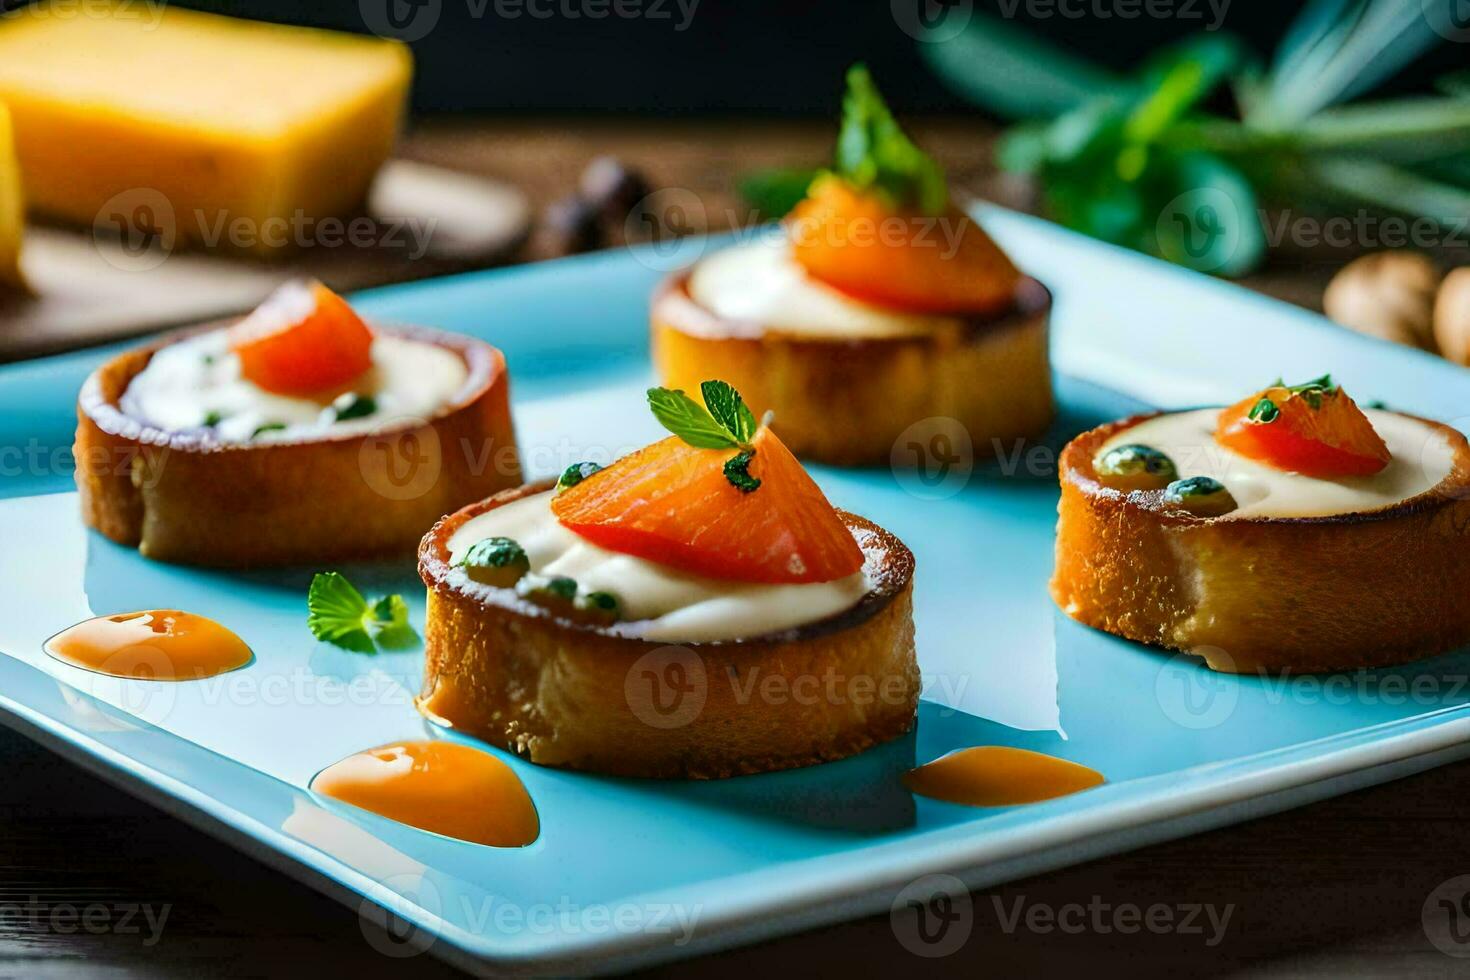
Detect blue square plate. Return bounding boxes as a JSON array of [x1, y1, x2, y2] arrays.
[[2, 211, 1469, 975]]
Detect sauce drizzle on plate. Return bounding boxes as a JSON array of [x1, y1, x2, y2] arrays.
[[45, 610, 252, 680], [311, 740, 539, 847], [904, 746, 1104, 807]]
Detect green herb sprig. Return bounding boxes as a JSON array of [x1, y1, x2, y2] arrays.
[[647, 380, 763, 492], [887, 2, 1470, 278], [835, 64, 947, 215], [307, 571, 418, 653], [1248, 397, 1280, 423], [1277, 373, 1337, 409], [740, 64, 946, 218]]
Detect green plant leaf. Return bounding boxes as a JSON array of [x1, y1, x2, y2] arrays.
[[1307, 155, 1470, 224], [306, 572, 418, 654], [1292, 97, 1470, 160], [834, 64, 947, 214], [370, 594, 418, 650], [1256, 0, 1448, 126], [921, 12, 1118, 120], [738, 167, 820, 218], [646, 387, 740, 449], [1125, 35, 1247, 144], [1437, 70, 1470, 98], [1149, 152, 1265, 278], [700, 380, 757, 445]]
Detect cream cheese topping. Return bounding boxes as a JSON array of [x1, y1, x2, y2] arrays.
[[445, 490, 876, 643], [120, 327, 468, 444], [1099, 407, 1456, 519], [688, 236, 959, 338]]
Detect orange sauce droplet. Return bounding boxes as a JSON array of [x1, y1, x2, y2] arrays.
[[904, 746, 1104, 807], [310, 741, 539, 848], [44, 610, 252, 680]]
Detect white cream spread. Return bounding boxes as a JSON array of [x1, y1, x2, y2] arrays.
[[1099, 407, 1456, 519], [120, 327, 468, 444], [445, 490, 876, 643], [688, 236, 959, 338]]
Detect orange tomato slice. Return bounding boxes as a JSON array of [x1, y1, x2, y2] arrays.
[[230, 280, 373, 396], [787, 174, 1021, 316], [551, 428, 865, 584], [1216, 381, 1390, 477]]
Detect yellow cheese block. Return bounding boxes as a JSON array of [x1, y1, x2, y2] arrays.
[[0, 101, 24, 290], [0, 3, 412, 255]]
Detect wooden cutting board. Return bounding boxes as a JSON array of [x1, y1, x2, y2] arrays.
[[0, 160, 531, 361]]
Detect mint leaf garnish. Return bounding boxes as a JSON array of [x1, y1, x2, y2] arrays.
[[370, 594, 418, 650], [700, 380, 757, 445], [647, 387, 741, 449], [834, 63, 947, 215], [307, 571, 418, 653], [647, 380, 766, 492]]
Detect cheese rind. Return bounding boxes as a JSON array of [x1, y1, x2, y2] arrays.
[[0, 3, 412, 254], [0, 102, 24, 290]]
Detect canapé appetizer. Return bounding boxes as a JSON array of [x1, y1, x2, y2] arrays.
[[1052, 376, 1470, 673], [417, 381, 919, 778], [76, 280, 520, 567], [652, 66, 1051, 466]]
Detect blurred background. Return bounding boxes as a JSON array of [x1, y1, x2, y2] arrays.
[[1, 0, 1468, 361], [164, 2, 1463, 114]]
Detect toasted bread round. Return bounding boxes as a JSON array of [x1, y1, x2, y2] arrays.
[[417, 482, 920, 779], [650, 269, 1053, 466], [1051, 412, 1470, 673], [76, 324, 521, 568]]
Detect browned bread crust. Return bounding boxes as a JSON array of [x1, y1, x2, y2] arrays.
[[75, 323, 521, 568], [1051, 412, 1470, 673], [650, 269, 1054, 466], [417, 482, 920, 779]]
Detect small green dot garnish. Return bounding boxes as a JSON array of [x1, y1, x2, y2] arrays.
[[574, 590, 621, 625], [1095, 444, 1178, 492], [556, 461, 603, 495], [457, 536, 530, 588], [543, 576, 578, 600], [333, 393, 377, 422], [517, 575, 579, 610], [1248, 397, 1280, 423], [1163, 476, 1238, 517]]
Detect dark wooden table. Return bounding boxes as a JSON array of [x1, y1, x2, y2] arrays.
[[4, 119, 1468, 978]]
